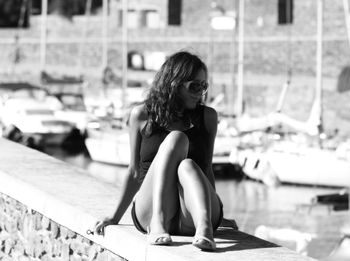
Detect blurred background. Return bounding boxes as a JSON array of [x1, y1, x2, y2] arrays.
[[0, 0, 349, 260]]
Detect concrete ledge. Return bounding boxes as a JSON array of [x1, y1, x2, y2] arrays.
[[0, 138, 316, 260]]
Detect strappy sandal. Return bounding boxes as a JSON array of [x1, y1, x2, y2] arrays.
[[192, 236, 216, 251], [148, 233, 172, 245]]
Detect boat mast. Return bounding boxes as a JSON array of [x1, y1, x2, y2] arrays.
[[102, 0, 109, 70], [315, 0, 324, 137], [121, 0, 128, 108], [229, 3, 237, 117], [236, 0, 245, 117], [208, 2, 215, 104], [40, 0, 48, 72], [78, 0, 92, 75], [343, 0, 350, 47], [276, 0, 293, 113]]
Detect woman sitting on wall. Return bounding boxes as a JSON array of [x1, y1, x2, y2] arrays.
[[95, 51, 236, 251]]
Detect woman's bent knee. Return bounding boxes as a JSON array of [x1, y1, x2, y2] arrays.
[[178, 158, 196, 171], [178, 159, 210, 189], [166, 131, 189, 146], [159, 131, 189, 155], [177, 159, 202, 178]]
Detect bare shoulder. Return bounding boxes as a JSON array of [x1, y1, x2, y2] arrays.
[[202, 105, 218, 133], [130, 104, 147, 120], [129, 104, 148, 129]]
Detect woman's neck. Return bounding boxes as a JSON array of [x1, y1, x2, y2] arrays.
[[167, 114, 192, 131], [176, 109, 185, 118]]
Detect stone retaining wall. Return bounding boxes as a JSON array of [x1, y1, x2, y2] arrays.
[[0, 138, 317, 261], [0, 193, 124, 261]]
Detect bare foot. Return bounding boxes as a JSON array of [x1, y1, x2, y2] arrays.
[[148, 218, 172, 245], [194, 222, 214, 243]]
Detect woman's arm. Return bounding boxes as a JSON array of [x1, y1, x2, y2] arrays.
[[95, 105, 145, 235], [203, 106, 218, 190]]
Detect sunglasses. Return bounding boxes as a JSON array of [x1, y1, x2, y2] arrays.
[[182, 80, 209, 95]]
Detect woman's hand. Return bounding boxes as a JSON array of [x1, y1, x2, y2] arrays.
[[94, 217, 118, 236]]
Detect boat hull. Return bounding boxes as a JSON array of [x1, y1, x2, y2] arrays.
[[85, 130, 130, 166], [234, 145, 350, 187], [86, 132, 236, 167]]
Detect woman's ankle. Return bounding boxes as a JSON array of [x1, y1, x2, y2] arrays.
[[195, 221, 214, 239], [149, 217, 168, 234]]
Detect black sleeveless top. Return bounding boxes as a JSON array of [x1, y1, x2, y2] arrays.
[[138, 105, 210, 182]]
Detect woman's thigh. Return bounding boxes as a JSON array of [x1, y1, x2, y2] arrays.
[[134, 131, 188, 231], [134, 160, 180, 230]]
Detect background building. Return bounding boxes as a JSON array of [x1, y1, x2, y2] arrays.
[[0, 0, 349, 134]]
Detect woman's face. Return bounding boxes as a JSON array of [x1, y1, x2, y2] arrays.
[[178, 69, 207, 110]]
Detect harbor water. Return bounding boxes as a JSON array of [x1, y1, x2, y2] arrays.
[[44, 146, 349, 260]]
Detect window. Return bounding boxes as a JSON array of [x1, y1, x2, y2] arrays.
[[0, 0, 30, 28], [118, 8, 160, 28], [168, 0, 182, 25], [31, 0, 103, 16], [141, 10, 160, 28], [31, 0, 42, 15], [278, 0, 293, 25], [128, 51, 144, 70], [127, 9, 138, 28], [117, 9, 138, 28]]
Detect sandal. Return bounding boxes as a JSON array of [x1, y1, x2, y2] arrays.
[[192, 236, 216, 251], [148, 233, 172, 245]]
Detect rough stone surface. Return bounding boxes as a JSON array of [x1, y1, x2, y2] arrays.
[[0, 193, 125, 261]]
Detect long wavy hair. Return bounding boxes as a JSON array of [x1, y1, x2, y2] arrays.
[[144, 51, 208, 135]]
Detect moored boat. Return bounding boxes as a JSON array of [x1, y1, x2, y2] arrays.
[[1, 97, 76, 147], [231, 138, 350, 187], [85, 120, 237, 167]]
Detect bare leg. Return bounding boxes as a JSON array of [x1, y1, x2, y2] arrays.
[[135, 131, 189, 237], [177, 159, 222, 244]]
